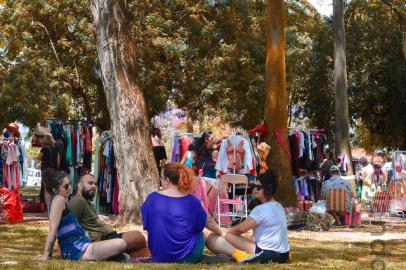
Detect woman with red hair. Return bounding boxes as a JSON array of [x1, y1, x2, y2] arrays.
[[141, 163, 252, 264]]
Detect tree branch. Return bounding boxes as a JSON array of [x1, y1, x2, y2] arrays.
[[298, 0, 322, 22], [34, 21, 62, 67]]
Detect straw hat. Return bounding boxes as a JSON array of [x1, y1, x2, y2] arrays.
[[6, 123, 20, 138], [34, 126, 52, 137]]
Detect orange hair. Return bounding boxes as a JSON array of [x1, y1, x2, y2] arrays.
[[163, 163, 195, 193]]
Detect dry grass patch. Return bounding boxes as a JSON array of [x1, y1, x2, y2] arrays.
[[1, 222, 404, 270]]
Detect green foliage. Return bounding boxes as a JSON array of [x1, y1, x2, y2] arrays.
[[1, 0, 405, 150], [130, 0, 318, 128], [0, 0, 109, 130], [346, 0, 406, 148]]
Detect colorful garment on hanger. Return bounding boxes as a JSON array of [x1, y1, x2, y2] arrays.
[[1, 142, 20, 189], [94, 131, 119, 215], [170, 135, 180, 162], [226, 139, 245, 172], [216, 135, 254, 175], [288, 128, 327, 173]]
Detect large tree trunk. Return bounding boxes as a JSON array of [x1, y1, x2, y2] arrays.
[[333, 0, 354, 175], [90, 0, 159, 224], [264, 0, 296, 206]]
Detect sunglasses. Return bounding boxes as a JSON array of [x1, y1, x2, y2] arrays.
[[63, 183, 70, 190], [254, 184, 263, 190]]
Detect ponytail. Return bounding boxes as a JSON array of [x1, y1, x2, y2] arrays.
[[163, 163, 195, 194]]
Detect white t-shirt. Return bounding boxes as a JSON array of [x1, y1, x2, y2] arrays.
[[249, 201, 290, 253], [362, 164, 374, 185]]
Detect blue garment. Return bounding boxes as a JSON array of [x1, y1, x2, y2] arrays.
[[49, 195, 90, 260], [51, 122, 64, 140], [141, 192, 207, 263], [293, 177, 299, 194], [183, 153, 193, 168]]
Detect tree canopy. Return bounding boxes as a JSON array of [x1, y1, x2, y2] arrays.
[[1, 0, 405, 149]]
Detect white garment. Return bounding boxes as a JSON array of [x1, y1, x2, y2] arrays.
[[249, 202, 290, 253], [362, 164, 374, 186], [298, 131, 305, 158], [215, 136, 253, 174], [103, 139, 113, 203], [103, 140, 111, 157]]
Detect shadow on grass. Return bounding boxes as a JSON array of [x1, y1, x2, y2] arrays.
[[1, 223, 404, 270]]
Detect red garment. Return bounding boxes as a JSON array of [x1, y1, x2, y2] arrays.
[[250, 157, 257, 176], [71, 127, 75, 166], [226, 139, 245, 172], [0, 187, 23, 223], [247, 124, 267, 135], [274, 128, 291, 159], [112, 170, 119, 214], [179, 137, 191, 161], [85, 127, 92, 152]]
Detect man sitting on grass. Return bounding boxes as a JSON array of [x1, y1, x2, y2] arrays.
[[69, 174, 150, 259]]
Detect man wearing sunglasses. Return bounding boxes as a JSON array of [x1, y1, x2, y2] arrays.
[[68, 174, 150, 259]]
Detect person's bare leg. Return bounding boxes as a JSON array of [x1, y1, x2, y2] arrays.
[[81, 239, 126, 261], [350, 203, 357, 227], [121, 230, 151, 258], [329, 210, 341, 225], [225, 233, 256, 254], [203, 229, 236, 256]]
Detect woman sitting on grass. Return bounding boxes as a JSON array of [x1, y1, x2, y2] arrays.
[[225, 170, 290, 264], [41, 169, 127, 261], [141, 162, 252, 264]]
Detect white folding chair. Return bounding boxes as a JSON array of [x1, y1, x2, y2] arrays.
[[216, 174, 248, 227]]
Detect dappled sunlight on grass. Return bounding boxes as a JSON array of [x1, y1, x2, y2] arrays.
[[0, 222, 404, 269]]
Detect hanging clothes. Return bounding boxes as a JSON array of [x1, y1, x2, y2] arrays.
[[289, 132, 300, 177], [94, 131, 119, 215], [44, 120, 93, 192], [1, 141, 21, 189], [170, 135, 180, 162], [216, 135, 254, 175], [288, 128, 327, 173]]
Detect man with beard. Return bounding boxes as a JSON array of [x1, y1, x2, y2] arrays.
[[68, 174, 150, 258]]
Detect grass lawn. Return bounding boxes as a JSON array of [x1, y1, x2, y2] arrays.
[[0, 222, 405, 270]]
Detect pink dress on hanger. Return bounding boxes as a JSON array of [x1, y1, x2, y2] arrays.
[[193, 178, 209, 212]]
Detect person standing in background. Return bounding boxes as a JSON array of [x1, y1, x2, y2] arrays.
[[35, 126, 59, 206], [360, 156, 375, 204], [371, 151, 387, 191], [180, 144, 195, 169], [151, 127, 167, 175], [320, 151, 334, 181], [195, 132, 216, 178]]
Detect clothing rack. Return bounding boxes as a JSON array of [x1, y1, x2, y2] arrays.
[[46, 118, 93, 125], [391, 150, 406, 213], [288, 127, 325, 132]]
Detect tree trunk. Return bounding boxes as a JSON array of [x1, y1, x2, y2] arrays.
[[90, 0, 159, 223], [333, 0, 354, 175], [264, 0, 296, 206]]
